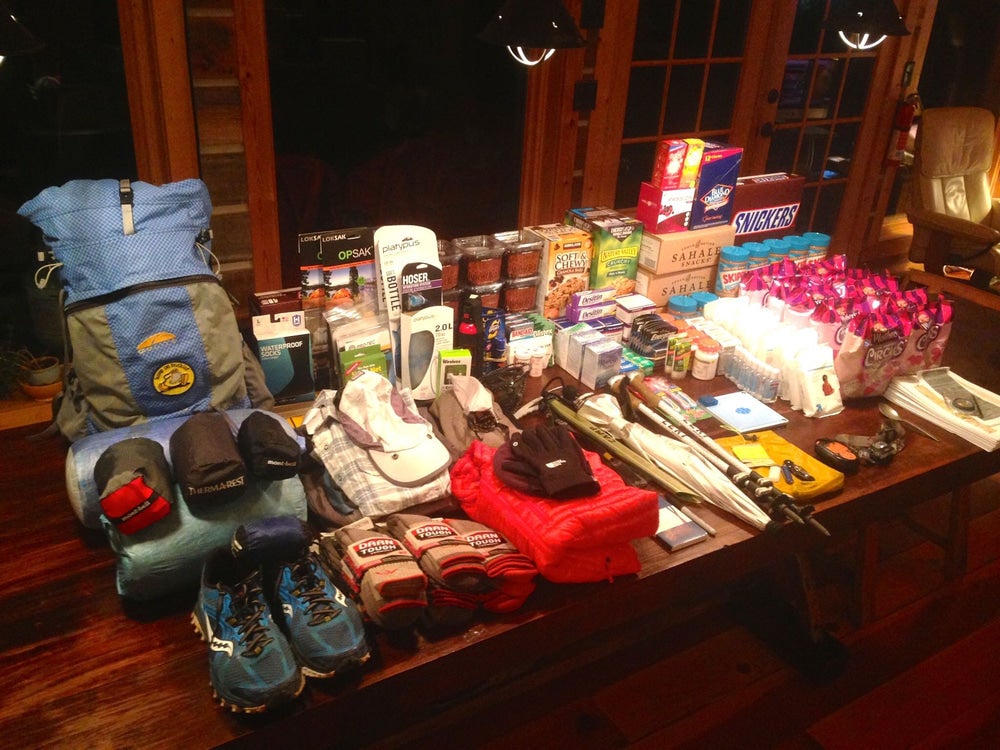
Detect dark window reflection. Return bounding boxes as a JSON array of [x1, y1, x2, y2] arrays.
[[839, 57, 874, 118], [789, 0, 825, 55], [828, 121, 859, 178], [616, 142, 657, 207], [809, 59, 841, 119], [266, 0, 524, 244], [663, 64, 703, 132], [624, 66, 667, 137], [767, 127, 800, 173], [814, 181, 844, 233], [675, 0, 713, 59], [713, 0, 752, 57], [634, 0, 676, 60], [777, 60, 812, 122], [703, 63, 740, 131]]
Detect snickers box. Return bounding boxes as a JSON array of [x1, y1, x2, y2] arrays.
[[689, 141, 743, 231], [729, 172, 805, 243]]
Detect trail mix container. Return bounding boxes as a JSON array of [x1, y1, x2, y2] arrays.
[[496, 232, 544, 279], [438, 241, 463, 291], [467, 281, 503, 309], [501, 275, 541, 313], [461, 244, 505, 285]]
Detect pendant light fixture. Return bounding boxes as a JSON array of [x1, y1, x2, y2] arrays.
[[825, 0, 910, 50], [480, 0, 585, 67], [0, 1, 43, 64]]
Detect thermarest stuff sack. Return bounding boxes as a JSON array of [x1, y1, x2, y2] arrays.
[[18, 178, 272, 441]]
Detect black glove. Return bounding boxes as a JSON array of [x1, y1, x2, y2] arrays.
[[507, 424, 600, 499]]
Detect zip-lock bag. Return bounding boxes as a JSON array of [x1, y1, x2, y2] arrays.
[[18, 178, 272, 441]]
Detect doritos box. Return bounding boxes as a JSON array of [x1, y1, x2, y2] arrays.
[[690, 141, 743, 231], [729, 172, 805, 243]]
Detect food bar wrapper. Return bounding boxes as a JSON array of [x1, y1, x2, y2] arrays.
[[834, 311, 911, 399]]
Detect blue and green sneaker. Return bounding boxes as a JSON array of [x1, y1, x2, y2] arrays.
[[273, 551, 370, 678], [192, 549, 304, 713]]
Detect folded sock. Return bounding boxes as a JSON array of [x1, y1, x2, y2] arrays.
[[447, 518, 538, 612], [385, 513, 488, 592]]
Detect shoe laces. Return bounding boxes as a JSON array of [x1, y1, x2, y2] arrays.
[[289, 556, 339, 626], [227, 575, 274, 657]]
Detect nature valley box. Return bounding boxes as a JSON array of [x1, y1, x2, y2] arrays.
[[524, 223, 592, 319], [565, 206, 642, 296], [639, 223, 735, 276]]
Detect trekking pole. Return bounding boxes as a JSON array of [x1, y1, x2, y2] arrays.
[[543, 395, 718, 536], [622, 374, 830, 537]]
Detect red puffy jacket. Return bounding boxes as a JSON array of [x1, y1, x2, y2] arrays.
[[449, 440, 659, 583]]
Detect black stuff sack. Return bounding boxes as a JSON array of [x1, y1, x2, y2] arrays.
[[237, 411, 301, 480], [170, 411, 247, 504], [94, 437, 174, 534]]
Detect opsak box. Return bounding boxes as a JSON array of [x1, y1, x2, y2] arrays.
[[639, 223, 736, 276], [564, 206, 642, 295], [524, 223, 592, 319], [730, 172, 805, 242], [690, 141, 743, 231], [320, 227, 377, 307]]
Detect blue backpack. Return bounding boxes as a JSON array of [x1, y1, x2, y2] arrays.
[[19, 178, 272, 441]]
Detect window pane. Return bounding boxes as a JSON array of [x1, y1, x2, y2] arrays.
[[663, 64, 703, 133], [675, 0, 713, 59], [797, 126, 829, 179], [814, 182, 845, 233], [703, 63, 740, 131], [827, 121, 859, 178], [789, 0, 825, 55], [777, 60, 814, 122], [713, 0, 751, 57], [623, 66, 667, 138], [809, 58, 842, 119], [767, 127, 800, 173], [616, 142, 657, 207], [839, 57, 874, 118], [634, 0, 676, 60]]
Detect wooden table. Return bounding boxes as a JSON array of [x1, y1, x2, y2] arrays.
[[1, 372, 997, 748]]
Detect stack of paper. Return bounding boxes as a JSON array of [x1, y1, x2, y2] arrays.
[[884, 368, 1000, 452]]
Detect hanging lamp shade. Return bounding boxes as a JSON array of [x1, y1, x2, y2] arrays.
[[825, 0, 909, 49], [0, 2, 44, 57], [480, 0, 585, 52]]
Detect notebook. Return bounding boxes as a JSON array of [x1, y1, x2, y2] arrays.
[[703, 391, 788, 433]]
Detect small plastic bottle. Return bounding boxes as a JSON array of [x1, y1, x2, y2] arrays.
[[691, 337, 720, 380]]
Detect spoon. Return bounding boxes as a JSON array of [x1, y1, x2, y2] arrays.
[[878, 401, 941, 441]]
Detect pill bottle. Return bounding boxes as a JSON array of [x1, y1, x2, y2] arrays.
[[691, 337, 720, 380], [714, 245, 749, 297]]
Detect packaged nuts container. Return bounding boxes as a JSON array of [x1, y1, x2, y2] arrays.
[[462, 245, 505, 285], [502, 239, 543, 280], [438, 241, 462, 291], [501, 275, 540, 313], [468, 281, 503, 309]]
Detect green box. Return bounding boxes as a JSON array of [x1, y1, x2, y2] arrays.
[[565, 207, 643, 295]]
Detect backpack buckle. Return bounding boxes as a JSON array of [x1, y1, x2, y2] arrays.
[[118, 179, 135, 236]]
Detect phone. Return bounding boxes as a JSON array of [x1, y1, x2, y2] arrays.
[[655, 496, 708, 551]]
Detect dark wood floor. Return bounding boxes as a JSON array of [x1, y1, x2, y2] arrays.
[[373, 473, 1000, 750]]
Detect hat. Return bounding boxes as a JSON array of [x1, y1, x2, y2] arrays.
[[338, 371, 451, 487]]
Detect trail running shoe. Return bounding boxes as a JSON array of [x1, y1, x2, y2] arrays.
[[191, 549, 304, 713], [273, 550, 370, 678]]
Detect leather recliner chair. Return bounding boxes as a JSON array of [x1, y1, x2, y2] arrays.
[[907, 107, 1000, 282]]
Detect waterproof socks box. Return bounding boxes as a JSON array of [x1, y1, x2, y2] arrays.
[[252, 311, 315, 404]]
